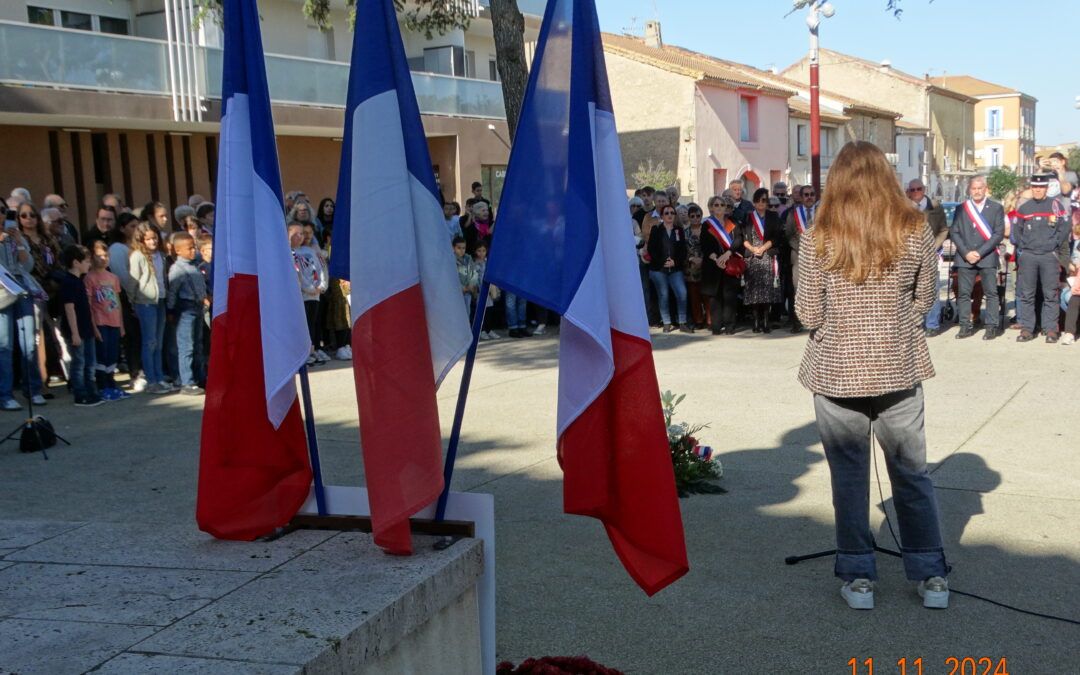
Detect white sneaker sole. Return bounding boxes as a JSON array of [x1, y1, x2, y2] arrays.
[[919, 588, 949, 609], [841, 587, 874, 610]]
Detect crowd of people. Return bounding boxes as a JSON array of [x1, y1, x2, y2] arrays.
[[1, 150, 1076, 411]]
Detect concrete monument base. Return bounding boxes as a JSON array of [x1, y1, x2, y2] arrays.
[[0, 520, 483, 674]]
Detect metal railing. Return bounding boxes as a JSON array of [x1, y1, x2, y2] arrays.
[[199, 47, 506, 118], [0, 20, 168, 95]]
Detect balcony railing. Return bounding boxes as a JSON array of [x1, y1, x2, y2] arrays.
[[0, 20, 168, 94], [0, 21, 506, 120], [479, 0, 548, 17]]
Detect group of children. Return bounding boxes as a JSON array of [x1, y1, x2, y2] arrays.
[[60, 227, 212, 407]]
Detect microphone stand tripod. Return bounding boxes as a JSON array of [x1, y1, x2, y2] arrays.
[[0, 292, 70, 459], [784, 423, 900, 567]]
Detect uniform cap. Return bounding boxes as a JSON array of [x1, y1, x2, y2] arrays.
[[1030, 174, 1053, 187]]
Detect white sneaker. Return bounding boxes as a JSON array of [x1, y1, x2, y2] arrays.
[[2, 399, 21, 411], [314, 349, 331, 363], [131, 376, 148, 394], [334, 346, 352, 360], [306, 354, 317, 366], [917, 576, 949, 609], [488, 331, 501, 340], [1061, 333, 1075, 345], [841, 578, 875, 610], [31, 394, 46, 406], [532, 323, 547, 336]]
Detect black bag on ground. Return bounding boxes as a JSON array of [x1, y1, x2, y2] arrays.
[[19, 417, 57, 454]]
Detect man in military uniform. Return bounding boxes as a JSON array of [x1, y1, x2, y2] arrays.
[[949, 176, 1006, 340], [1013, 174, 1071, 342]]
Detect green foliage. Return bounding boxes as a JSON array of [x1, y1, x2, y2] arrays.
[[1067, 147, 1080, 175], [632, 159, 677, 193], [986, 167, 1022, 201], [661, 391, 725, 498], [193, 0, 470, 38]]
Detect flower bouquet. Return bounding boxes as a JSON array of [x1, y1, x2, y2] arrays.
[[662, 390, 725, 497]]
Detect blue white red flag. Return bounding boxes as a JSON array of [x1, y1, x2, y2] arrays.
[[197, 0, 312, 540], [484, 0, 688, 596], [331, 0, 472, 555]]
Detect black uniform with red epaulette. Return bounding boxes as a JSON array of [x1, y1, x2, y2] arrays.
[[1013, 182, 1071, 341]]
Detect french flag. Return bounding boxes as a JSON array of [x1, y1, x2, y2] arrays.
[[331, 0, 472, 555], [196, 0, 313, 539], [484, 0, 688, 595]]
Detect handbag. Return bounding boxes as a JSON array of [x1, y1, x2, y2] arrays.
[[724, 253, 746, 278]]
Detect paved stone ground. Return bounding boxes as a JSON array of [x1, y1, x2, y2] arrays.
[[1, 324, 1077, 673]]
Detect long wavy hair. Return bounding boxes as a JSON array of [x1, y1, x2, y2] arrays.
[[129, 222, 162, 278], [812, 141, 924, 284]]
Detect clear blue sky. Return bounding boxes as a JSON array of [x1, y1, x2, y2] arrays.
[[594, 0, 1076, 145]]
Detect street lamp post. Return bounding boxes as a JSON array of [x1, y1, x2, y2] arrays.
[[793, 0, 835, 197]]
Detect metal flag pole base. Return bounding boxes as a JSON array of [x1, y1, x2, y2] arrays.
[[435, 279, 491, 522]]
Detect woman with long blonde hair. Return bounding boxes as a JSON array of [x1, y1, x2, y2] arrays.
[[795, 141, 949, 611]]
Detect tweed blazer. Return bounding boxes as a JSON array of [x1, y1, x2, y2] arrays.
[[796, 223, 936, 398]]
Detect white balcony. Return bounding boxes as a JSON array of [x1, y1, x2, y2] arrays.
[[0, 20, 507, 120]]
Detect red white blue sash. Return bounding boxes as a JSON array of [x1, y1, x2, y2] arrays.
[[793, 205, 808, 233], [751, 211, 767, 241], [705, 216, 733, 250], [963, 200, 992, 241]]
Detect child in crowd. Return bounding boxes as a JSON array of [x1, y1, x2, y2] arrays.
[[473, 241, 500, 340], [322, 230, 352, 361], [85, 240, 129, 400], [196, 234, 214, 373], [289, 223, 328, 366], [59, 245, 102, 407], [126, 222, 169, 394], [166, 232, 208, 395], [453, 236, 478, 317]]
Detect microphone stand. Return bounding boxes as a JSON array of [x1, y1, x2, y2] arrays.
[[1, 291, 70, 458]]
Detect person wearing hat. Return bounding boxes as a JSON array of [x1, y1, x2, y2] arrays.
[[949, 176, 1005, 340], [1013, 173, 1071, 342]]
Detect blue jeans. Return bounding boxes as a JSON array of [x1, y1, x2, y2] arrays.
[[95, 325, 121, 389], [649, 270, 688, 325], [924, 260, 948, 330], [814, 386, 948, 582], [135, 302, 166, 384], [0, 297, 42, 400], [69, 337, 98, 400], [175, 302, 204, 386], [504, 292, 527, 329]]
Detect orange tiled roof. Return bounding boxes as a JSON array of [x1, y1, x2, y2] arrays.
[[601, 33, 796, 98], [927, 75, 1029, 99]]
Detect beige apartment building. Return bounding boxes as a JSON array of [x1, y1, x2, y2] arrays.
[[703, 59, 901, 187], [0, 0, 544, 229], [784, 49, 978, 200], [602, 27, 794, 203], [928, 75, 1036, 175]]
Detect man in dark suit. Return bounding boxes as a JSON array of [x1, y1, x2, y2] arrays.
[[949, 175, 1005, 340]]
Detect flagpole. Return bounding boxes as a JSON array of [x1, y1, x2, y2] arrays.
[[298, 365, 328, 516], [435, 279, 490, 521]]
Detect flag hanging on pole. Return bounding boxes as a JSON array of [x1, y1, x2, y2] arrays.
[[484, 0, 688, 595], [331, 0, 472, 555], [196, 0, 312, 540]]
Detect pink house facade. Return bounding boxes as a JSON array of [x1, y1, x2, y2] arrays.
[[602, 31, 793, 203]]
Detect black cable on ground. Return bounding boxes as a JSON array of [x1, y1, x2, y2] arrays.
[[870, 439, 1080, 626]]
